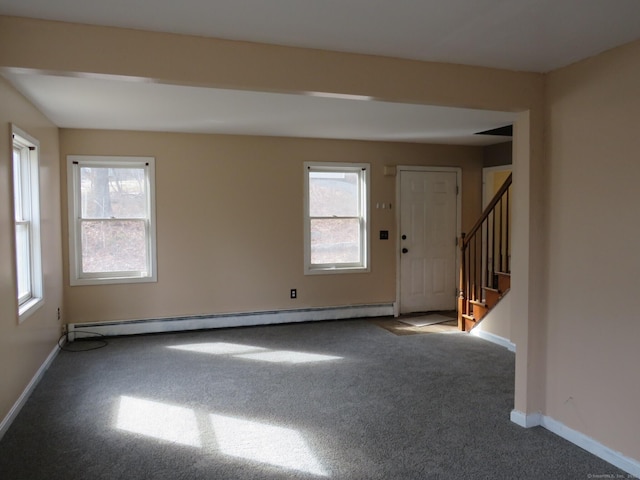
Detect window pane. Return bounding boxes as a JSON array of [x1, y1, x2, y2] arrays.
[[310, 218, 360, 264], [13, 147, 24, 220], [309, 171, 359, 217], [80, 167, 147, 219], [15, 223, 31, 302], [81, 220, 147, 273]]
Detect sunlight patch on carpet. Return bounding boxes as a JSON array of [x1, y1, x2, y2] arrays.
[[114, 396, 328, 476], [210, 414, 328, 477], [168, 342, 342, 364], [168, 342, 266, 355], [398, 314, 453, 327], [116, 396, 201, 447], [235, 350, 342, 364]]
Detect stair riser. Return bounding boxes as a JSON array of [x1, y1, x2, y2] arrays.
[[484, 289, 501, 308], [472, 303, 488, 321], [464, 317, 476, 331], [498, 273, 511, 293]]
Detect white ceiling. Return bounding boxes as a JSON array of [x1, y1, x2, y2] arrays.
[[1, 0, 640, 144], [3, 0, 640, 72], [2, 71, 517, 145]]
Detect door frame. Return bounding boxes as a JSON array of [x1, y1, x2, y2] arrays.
[[394, 166, 462, 317]]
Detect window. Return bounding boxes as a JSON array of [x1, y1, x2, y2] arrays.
[[304, 162, 370, 274], [67, 156, 157, 285], [12, 126, 43, 320]]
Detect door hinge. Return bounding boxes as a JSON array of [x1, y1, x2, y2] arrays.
[[456, 185, 459, 195]]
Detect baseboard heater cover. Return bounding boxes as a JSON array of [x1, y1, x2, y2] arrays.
[[68, 303, 394, 340]]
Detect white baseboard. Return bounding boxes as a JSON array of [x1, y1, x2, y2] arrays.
[[0, 343, 60, 441], [510, 409, 542, 428], [511, 410, 640, 478], [471, 328, 516, 352], [68, 303, 394, 339]]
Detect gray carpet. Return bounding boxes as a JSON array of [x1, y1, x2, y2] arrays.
[[0, 319, 626, 479]]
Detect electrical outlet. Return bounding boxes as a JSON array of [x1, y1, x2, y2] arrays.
[[290, 289, 297, 299]]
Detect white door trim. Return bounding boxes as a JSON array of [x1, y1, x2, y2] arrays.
[[394, 166, 462, 317]]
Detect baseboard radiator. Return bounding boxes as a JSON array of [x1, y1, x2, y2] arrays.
[[67, 303, 394, 340]]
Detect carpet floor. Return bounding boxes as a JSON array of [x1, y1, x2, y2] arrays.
[[0, 318, 626, 479]]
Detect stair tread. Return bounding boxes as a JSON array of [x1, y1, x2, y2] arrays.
[[483, 286, 500, 293], [469, 299, 488, 307], [462, 314, 477, 332]]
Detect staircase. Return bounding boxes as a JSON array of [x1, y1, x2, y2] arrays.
[[458, 173, 512, 331]]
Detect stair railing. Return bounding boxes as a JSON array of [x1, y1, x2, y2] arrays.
[[458, 173, 512, 330]]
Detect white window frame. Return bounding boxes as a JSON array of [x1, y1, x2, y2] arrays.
[[12, 126, 43, 321], [303, 162, 370, 275], [67, 156, 157, 286]]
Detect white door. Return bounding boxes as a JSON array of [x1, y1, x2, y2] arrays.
[[399, 170, 457, 314]]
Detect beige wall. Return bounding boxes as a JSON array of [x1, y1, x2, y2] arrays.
[[476, 293, 512, 343], [0, 77, 63, 423], [0, 14, 555, 460], [60, 129, 483, 323], [0, 15, 544, 326], [3, 10, 638, 471], [0, 16, 541, 112], [544, 39, 640, 459]]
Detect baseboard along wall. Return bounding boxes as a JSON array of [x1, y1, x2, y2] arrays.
[[0, 343, 60, 441], [470, 328, 516, 352], [510, 410, 640, 478], [67, 303, 394, 340]]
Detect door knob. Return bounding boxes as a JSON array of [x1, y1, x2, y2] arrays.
[[402, 248, 409, 254]]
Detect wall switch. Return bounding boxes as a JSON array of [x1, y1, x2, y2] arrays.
[[290, 289, 297, 299]]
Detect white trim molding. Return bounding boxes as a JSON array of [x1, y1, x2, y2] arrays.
[[510, 410, 543, 428], [511, 410, 640, 478], [0, 343, 60, 441], [68, 303, 394, 339], [470, 329, 516, 352], [303, 162, 371, 276], [66, 156, 157, 286]]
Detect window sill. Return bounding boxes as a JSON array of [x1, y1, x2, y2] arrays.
[[70, 275, 157, 287], [304, 266, 370, 276], [18, 297, 44, 323]]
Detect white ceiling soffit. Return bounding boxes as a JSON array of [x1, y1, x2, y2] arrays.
[[2, 72, 516, 145], [1, 0, 640, 72]]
